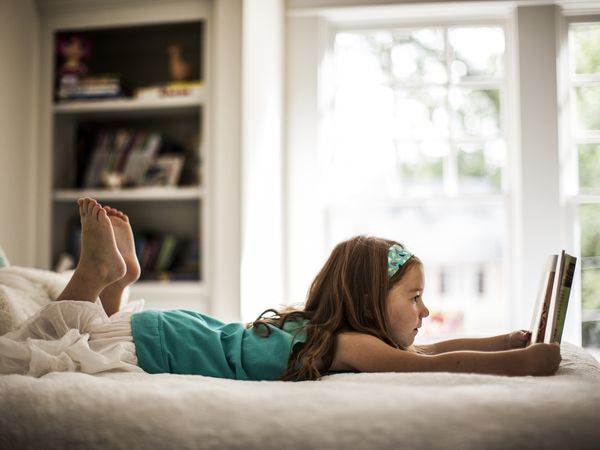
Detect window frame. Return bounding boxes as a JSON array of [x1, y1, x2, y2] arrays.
[[560, 13, 600, 346], [285, 5, 518, 338]]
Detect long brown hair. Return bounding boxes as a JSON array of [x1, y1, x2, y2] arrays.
[[249, 235, 423, 381]]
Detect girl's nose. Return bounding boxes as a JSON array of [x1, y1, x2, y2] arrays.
[[421, 304, 430, 318]]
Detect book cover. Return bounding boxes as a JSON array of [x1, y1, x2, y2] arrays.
[[551, 253, 577, 344], [83, 131, 113, 187], [544, 250, 566, 343], [140, 234, 163, 279], [529, 250, 578, 345], [529, 254, 558, 345], [153, 234, 178, 274], [122, 133, 162, 186]]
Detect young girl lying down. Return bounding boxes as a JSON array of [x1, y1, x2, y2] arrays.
[[0, 198, 561, 379]]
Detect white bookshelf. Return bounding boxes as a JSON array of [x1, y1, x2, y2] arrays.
[[53, 186, 205, 202], [40, 1, 212, 310]]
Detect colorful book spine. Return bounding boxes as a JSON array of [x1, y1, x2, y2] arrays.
[[552, 255, 577, 344]]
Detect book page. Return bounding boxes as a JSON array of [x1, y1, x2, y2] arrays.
[[530, 254, 557, 345]]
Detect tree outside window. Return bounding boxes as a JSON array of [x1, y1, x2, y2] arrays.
[[325, 25, 507, 338], [571, 22, 600, 349]]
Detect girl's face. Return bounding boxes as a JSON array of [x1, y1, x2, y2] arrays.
[[385, 264, 429, 348]]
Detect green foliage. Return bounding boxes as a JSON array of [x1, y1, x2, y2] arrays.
[[576, 87, 600, 131], [578, 144, 600, 189], [458, 148, 501, 190], [403, 157, 443, 182], [579, 204, 600, 257], [582, 268, 600, 310], [573, 25, 600, 74]]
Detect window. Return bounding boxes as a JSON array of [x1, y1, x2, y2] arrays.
[[569, 20, 600, 352], [321, 23, 509, 338]]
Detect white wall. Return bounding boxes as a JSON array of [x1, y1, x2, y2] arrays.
[[285, 15, 325, 304], [0, 0, 39, 266], [512, 5, 564, 330], [240, 0, 286, 322], [211, 0, 243, 322]]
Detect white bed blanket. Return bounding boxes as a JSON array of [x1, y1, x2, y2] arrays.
[[0, 342, 599, 450], [1, 266, 600, 449]]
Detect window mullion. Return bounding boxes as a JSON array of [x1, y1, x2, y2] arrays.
[[444, 26, 458, 196]]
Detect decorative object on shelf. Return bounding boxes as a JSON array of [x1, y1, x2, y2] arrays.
[[144, 155, 185, 187], [57, 34, 90, 77], [55, 35, 125, 102], [99, 171, 125, 190], [168, 44, 192, 81]]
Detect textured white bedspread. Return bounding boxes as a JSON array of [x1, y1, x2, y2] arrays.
[[1, 343, 599, 450], [1, 266, 600, 449]]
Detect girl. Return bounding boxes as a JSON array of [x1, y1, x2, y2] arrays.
[[1, 198, 561, 379]]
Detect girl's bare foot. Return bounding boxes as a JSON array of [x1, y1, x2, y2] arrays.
[[103, 206, 141, 287], [77, 198, 127, 285], [55, 198, 127, 304]]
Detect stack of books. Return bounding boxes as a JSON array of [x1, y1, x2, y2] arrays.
[[134, 81, 202, 100], [57, 74, 123, 101]]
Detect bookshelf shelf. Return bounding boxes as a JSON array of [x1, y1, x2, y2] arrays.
[[53, 92, 206, 115], [53, 186, 205, 202]]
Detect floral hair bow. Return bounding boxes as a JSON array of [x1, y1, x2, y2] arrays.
[[387, 244, 412, 277]]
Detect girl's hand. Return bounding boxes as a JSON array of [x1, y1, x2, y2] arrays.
[[523, 343, 562, 376], [507, 330, 532, 349]]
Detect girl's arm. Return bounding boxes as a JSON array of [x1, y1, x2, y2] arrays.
[[333, 332, 560, 376], [421, 330, 531, 354]]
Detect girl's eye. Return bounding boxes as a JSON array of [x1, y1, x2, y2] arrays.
[[413, 296, 420, 303]]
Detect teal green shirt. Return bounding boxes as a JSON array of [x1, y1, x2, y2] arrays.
[[131, 310, 308, 380]]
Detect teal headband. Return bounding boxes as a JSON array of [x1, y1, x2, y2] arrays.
[[387, 244, 412, 277]]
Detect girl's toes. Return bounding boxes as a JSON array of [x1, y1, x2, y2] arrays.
[[92, 205, 102, 220], [86, 199, 95, 215]]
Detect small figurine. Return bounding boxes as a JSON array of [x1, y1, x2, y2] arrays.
[[167, 44, 192, 81], [57, 35, 90, 77]]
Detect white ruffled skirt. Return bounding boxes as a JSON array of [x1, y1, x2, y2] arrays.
[[0, 300, 145, 376]]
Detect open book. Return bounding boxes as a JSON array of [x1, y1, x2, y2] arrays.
[[529, 250, 577, 345]]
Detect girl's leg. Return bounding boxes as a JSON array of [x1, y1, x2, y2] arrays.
[[98, 206, 141, 316], [56, 198, 127, 303]]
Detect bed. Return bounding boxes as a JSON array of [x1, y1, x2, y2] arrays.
[[1, 265, 600, 450]]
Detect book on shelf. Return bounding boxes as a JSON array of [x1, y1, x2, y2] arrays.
[[121, 132, 162, 187], [56, 74, 125, 101], [62, 225, 199, 282], [529, 250, 577, 345], [134, 81, 202, 100], [80, 129, 192, 189], [134, 232, 200, 281]]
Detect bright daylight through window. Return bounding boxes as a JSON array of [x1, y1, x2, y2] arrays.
[[570, 22, 600, 352], [324, 25, 507, 338]]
